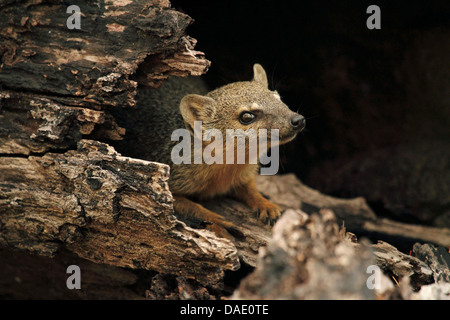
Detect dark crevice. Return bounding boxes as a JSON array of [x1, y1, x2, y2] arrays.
[[222, 261, 254, 297]]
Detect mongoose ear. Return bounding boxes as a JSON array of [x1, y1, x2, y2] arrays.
[[180, 94, 216, 131], [252, 63, 269, 88]]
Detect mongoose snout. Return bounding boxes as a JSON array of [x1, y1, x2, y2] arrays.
[[290, 114, 306, 131]]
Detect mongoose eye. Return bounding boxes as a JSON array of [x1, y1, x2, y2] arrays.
[[239, 111, 256, 124]]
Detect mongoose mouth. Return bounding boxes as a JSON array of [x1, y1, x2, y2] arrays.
[[279, 114, 305, 144], [279, 131, 299, 145]]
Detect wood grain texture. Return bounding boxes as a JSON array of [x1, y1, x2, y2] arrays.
[[0, 139, 239, 286]]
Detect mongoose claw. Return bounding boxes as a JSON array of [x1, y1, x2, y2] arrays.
[[256, 201, 281, 225]]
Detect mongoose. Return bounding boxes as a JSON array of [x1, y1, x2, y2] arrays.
[[113, 64, 305, 237]]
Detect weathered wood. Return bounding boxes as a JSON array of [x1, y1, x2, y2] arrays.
[[257, 174, 450, 248], [0, 139, 239, 286], [372, 241, 434, 289], [232, 209, 376, 299], [362, 218, 450, 249], [0, 0, 209, 104], [2, 142, 449, 293], [198, 197, 272, 268], [145, 273, 217, 300], [232, 207, 450, 300], [399, 243, 450, 300], [412, 243, 450, 284], [0, 0, 210, 155]]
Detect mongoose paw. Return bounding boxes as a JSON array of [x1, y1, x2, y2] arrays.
[[256, 200, 281, 225], [174, 196, 240, 239], [206, 222, 235, 240], [201, 210, 240, 240], [205, 215, 245, 239]]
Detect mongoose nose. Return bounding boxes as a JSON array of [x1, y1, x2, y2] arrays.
[[290, 114, 305, 130]]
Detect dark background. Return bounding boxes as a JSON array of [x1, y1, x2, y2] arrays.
[[171, 0, 450, 226]]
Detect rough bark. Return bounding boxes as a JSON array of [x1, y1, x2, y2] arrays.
[[232, 208, 450, 300], [232, 209, 377, 299], [256, 174, 450, 248], [0, 0, 210, 154], [1, 138, 449, 295], [372, 241, 434, 289], [0, 139, 239, 286]]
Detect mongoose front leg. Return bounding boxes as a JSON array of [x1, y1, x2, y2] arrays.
[[173, 195, 236, 238], [231, 180, 281, 224]]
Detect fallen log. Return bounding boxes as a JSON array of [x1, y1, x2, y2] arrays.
[[257, 174, 450, 248], [0, 139, 239, 286]]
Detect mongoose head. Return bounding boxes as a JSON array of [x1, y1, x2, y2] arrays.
[[180, 63, 305, 146]]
